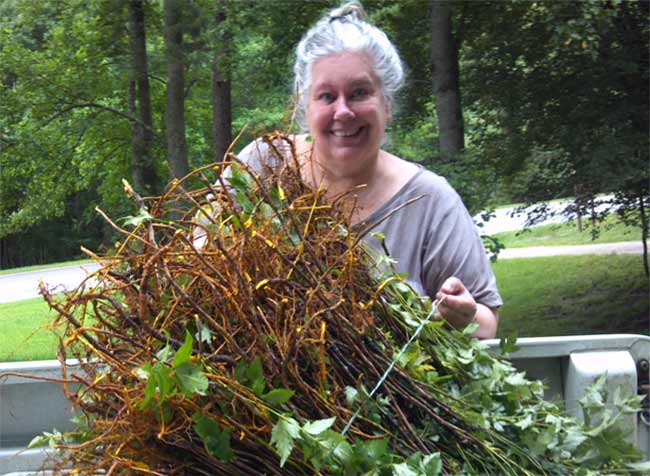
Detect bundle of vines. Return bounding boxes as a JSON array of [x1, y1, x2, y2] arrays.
[[35, 133, 645, 476]]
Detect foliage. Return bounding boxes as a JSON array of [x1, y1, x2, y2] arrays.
[[16, 137, 645, 475], [2, 0, 648, 270], [459, 0, 649, 269]]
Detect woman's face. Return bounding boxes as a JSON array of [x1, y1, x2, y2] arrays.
[[306, 51, 389, 179]]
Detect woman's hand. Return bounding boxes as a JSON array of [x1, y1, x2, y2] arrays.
[[435, 277, 499, 339]]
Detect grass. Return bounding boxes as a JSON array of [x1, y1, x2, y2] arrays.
[[494, 254, 649, 338], [493, 214, 641, 248], [0, 297, 61, 361], [1, 241, 648, 361], [0, 258, 93, 276]]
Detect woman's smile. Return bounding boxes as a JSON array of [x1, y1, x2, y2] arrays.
[[306, 50, 390, 179]]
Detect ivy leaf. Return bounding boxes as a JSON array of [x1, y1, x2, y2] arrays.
[[175, 362, 209, 396], [156, 343, 173, 362], [245, 357, 266, 396], [362, 438, 390, 461], [462, 322, 480, 335], [228, 163, 254, 195], [140, 362, 174, 409], [195, 325, 212, 344], [263, 388, 295, 406], [302, 417, 336, 436], [392, 462, 418, 476], [173, 331, 194, 369], [271, 415, 300, 467], [627, 461, 650, 472], [121, 208, 153, 228], [192, 412, 234, 463], [345, 386, 359, 406], [421, 452, 443, 476], [499, 333, 520, 354]]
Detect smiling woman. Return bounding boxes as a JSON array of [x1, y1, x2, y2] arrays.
[[235, 1, 502, 339]]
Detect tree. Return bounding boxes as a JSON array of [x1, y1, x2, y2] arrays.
[[164, 0, 189, 181], [128, 0, 157, 195], [460, 0, 649, 273], [211, 2, 232, 164], [430, 0, 463, 161]]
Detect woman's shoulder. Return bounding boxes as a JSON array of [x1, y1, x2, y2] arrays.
[[237, 133, 312, 170], [400, 163, 459, 202]]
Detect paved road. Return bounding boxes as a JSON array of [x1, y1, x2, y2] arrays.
[[0, 263, 101, 303], [0, 195, 642, 304], [1, 240, 645, 303], [499, 241, 645, 259], [473, 196, 615, 235]]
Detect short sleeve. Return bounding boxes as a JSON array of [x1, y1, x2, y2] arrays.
[[421, 186, 502, 309]]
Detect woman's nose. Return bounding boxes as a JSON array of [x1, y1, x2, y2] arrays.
[[333, 98, 355, 121]]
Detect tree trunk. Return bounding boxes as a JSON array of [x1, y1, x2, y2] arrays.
[[430, 0, 464, 162], [164, 0, 189, 181], [128, 0, 157, 195], [639, 191, 649, 277], [212, 6, 232, 165]]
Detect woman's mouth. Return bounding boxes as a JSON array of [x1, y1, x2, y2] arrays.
[[331, 126, 363, 138]]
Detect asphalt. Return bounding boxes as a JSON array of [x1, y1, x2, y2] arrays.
[[498, 241, 645, 259]]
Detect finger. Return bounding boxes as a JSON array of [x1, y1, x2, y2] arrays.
[[440, 276, 463, 295]]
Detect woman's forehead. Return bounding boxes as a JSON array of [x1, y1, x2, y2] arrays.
[[310, 51, 379, 88]]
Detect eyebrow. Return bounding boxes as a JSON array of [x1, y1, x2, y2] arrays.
[[312, 77, 376, 91]]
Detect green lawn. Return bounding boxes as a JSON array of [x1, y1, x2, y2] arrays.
[[494, 254, 649, 338], [493, 214, 641, 248], [0, 297, 61, 361], [1, 252, 648, 361]]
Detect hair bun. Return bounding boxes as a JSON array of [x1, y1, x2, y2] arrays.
[[328, 1, 368, 23]]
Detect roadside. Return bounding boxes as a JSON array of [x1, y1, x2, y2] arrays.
[[0, 263, 100, 303], [498, 241, 645, 259], [0, 241, 645, 303]]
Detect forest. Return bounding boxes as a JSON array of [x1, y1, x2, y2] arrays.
[[0, 0, 648, 269]]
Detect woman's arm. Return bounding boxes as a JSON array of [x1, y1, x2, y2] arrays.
[[435, 276, 499, 339]]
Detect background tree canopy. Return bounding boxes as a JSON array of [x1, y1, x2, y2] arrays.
[[0, 0, 647, 269]]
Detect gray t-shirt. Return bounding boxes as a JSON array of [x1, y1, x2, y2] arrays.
[[360, 168, 502, 309], [236, 139, 502, 309]]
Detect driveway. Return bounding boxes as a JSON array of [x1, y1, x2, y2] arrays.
[[498, 241, 645, 259], [0, 263, 101, 303]]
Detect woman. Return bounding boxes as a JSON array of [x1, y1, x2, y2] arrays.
[[237, 1, 501, 338]]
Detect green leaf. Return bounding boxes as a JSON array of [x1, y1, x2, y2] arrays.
[[175, 362, 209, 396], [173, 331, 194, 369], [121, 208, 153, 228], [228, 163, 254, 195], [421, 452, 443, 476], [392, 462, 417, 476], [302, 417, 336, 436], [627, 461, 650, 472], [270, 415, 300, 467], [195, 325, 212, 344], [345, 386, 359, 406], [140, 362, 174, 409], [192, 412, 234, 463], [462, 322, 480, 335], [27, 434, 51, 449], [263, 388, 295, 406], [156, 343, 173, 362], [364, 438, 389, 461], [246, 356, 266, 396], [499, 333, 520, 354]]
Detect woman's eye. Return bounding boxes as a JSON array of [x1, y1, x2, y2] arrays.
[[351, 89, 369, 99], [318, 92, 335, 103]]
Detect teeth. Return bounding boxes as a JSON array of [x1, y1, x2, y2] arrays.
[[332, 128, 360, 137]]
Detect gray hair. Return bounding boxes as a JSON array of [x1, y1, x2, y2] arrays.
[[293, 1, 405, 131]]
